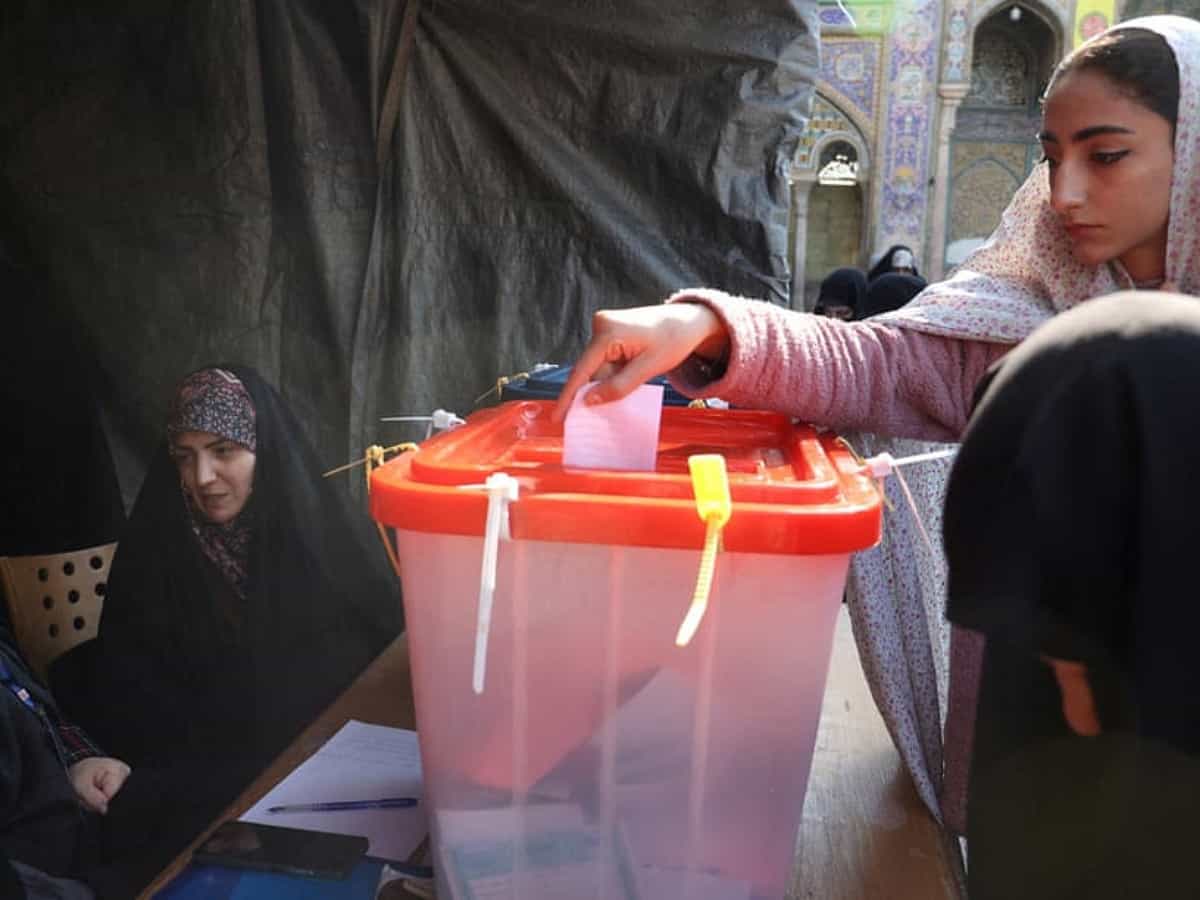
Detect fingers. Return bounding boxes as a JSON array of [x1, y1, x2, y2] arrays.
[[98, 761, 131, 800], [581, 348, 674, 407], [69, 758, 132, 814], [552, 328, 616, 422], [1045, 657, 1101, 737], [553, 303, 724, 423], [75, 777, 109, 815]]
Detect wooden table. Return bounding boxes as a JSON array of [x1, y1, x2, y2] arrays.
[[791, 609, 965, 899], [142, 610, 963, 899]]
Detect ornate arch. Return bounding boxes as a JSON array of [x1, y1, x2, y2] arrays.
[[789, 92, 872, 309], [968, 0, 1067, 63], [792, 91, 872, 173]]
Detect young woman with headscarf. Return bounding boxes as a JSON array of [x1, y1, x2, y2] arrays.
[[51, 365, 403, 894], [552, 13, 1200, 840], [944, 292, 1200, 898]]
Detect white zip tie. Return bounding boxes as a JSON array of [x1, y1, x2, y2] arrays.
[[381, 408, 466, 439], [864, 448, 958, 558], [457, 473, 520, 694]]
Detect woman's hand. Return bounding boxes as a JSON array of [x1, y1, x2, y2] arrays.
[[552, 303, 729, 422], [1043, 656, 1101, 737], [68, 756, 132, 814]]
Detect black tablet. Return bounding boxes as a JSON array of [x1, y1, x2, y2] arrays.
[[194, 821, 368, 880]]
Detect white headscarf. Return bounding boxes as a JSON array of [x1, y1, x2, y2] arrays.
[[877, 15, 1200, 344]]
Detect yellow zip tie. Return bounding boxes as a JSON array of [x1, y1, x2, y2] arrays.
[[321, 442, 419, 479], [474, 371, 531, 406], [321, 442, 419, 580], [834, 435, 866, 467], [677, 454, 731, 647], [363, 443, 419, 582]]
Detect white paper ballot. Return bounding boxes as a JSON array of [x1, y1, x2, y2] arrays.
[[240, 720, 426, 863], [562, 382, 664, 471]]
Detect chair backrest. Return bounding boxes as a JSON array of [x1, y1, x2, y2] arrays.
[[0, 542, 116, 681]]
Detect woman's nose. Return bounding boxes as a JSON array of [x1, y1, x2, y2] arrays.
[[1050, 162, 1086, 216], [196, 454, 217, 486]]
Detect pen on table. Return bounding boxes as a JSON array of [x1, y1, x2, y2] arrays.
[[266, 797, 419, 814]]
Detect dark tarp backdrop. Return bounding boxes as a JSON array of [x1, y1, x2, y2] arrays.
[[2, 0, 817, 515]]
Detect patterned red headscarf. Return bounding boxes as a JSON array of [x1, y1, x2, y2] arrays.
[[167, 368, 258, 597]]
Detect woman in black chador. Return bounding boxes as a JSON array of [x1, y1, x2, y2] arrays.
[[944, 293, 1200, 899], [53, 366, 403, 893]]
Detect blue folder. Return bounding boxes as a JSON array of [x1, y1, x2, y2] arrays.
[[154, 859, 383, 899]]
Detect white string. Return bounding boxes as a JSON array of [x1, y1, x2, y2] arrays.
[[835, 0, 857, 29], [891, 465, 937, 558], [887, 447, 959, 468], [864, 447, 959, 558]]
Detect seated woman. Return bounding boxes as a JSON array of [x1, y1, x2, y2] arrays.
[[52, 365, 403, 891], [944, 292, 1200, 898]]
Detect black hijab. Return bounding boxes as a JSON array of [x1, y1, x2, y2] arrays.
[[51, 365, 403, 772], [857, 272, 926, 319], [867, 243, 919, 281], [813, 267, 867, 315], [944, 292, 1200, 753]]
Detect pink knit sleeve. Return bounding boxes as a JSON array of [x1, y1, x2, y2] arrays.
[[666, 289, 1011, 442]]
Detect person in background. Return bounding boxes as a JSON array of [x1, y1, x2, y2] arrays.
[[866, 243, 919, 281], [856, 272, 927, 319], [0, 618, 129, 900], [51, 365, 404, 895], [944, 292, 1200, 898], [1, 248, 124, 560], [812, 267, 867, 320], [552, 13, 1199, 866]]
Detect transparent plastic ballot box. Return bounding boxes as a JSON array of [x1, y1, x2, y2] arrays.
[[369, 401, 881, 900]]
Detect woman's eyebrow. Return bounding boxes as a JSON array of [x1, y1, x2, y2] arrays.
[[1038, 124, 1135, 143]]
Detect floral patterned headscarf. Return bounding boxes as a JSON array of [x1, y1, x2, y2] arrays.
[[877, 15, 1200, 343], [167, 367, 258, 597]]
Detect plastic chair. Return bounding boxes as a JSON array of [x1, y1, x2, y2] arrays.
[[0, 542, 116, 681]]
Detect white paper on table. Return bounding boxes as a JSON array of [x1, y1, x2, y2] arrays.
[[562, 382, 664, 471], [240, 719, 427, 863]]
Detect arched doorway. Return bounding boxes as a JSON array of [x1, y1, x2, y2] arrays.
[[803, 140, 864, 308], [943, 6, 1056, 271], [789, 94, 871, 309]]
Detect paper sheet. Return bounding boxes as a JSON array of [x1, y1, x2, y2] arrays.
[[562, 382, 664, 471], [241, 720, 427, 863]]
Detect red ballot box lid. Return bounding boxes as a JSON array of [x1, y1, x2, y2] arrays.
[[370, 401, 881, 555]]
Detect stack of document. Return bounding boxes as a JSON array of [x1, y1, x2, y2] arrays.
[[240, 720, 428, 863]]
